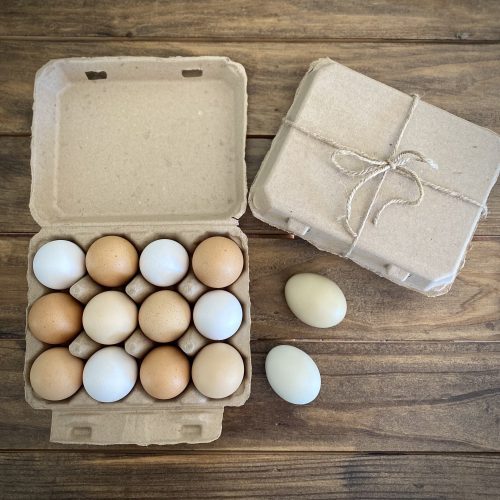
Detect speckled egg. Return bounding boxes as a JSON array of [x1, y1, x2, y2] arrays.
[[139, 290, 191, 343], [86, 235, 138, 287]]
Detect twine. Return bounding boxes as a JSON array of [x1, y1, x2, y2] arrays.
[[282, 95, 487, 258]]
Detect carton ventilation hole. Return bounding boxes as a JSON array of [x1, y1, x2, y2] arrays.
[[85, 71, 107, 80], [182, 69, 203, 78]]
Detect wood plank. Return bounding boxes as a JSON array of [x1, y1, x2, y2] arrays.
[[1, 339, 499, 451], [1, 0, 500, 41], [1, 41, 500, 136], [1, 235, 498, 341], [3, 136, 497, 236], [1, 451, 499, 499]]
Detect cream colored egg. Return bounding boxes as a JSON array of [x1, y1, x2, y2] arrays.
[[83, 291, 137, 344], [192, 343, 244, 399], [285, 273, 347, 328]]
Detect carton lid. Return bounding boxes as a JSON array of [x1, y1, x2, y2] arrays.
[[249, 59, 500, 294], [30, 56, 247, 226]]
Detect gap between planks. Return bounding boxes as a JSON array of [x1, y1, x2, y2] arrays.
[[1, 36, 500, 45], [1, 337, 499, 345], [0, 449, 499, 456]]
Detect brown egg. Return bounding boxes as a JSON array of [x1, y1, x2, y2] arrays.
[[139, 290, 191, 342], [140, 346, 190, 399], [28, 292, 83, 344], [192, 236, 244, 288], [86, 235, 138, 287], [29, 347, 84, 401], [192, 343, 244, 399]]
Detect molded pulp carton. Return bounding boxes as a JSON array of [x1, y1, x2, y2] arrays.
[[26, 56, 251, 445], [249, 59, 499, 296]]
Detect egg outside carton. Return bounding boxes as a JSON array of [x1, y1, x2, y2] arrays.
[[24, 226, 251, 417]]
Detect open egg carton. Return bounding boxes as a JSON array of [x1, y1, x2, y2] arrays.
[[25, 56, 250, 445]]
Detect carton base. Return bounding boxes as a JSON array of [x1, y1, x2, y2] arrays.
[[26, 225, 251, 446]]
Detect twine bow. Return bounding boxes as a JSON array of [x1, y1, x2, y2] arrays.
[[331, 148, 438, 238], [282, 93, 488, 259]]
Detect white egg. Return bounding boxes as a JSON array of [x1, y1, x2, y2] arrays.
[[139, 239, 189, 287], [83, 347, 137, 403], [193, 290, 243, 340], [285, 273, 347, 328], [265, 345, 321, 405], [32, 240, 86, 290]]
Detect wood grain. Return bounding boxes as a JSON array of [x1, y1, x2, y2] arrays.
[[1, 0, 500, 41], [1, 236, 498, 341], [1, 1, 500, 496], [1, 451, 499, 499], [2, 136, 498, 236], [249, 238, 500, 342], [1, 338, 499, 452], [1, 41, 500, 136]]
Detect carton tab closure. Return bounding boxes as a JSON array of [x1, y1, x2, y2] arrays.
[[51, 408, 224, 445]]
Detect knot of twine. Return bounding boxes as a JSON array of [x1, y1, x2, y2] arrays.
[[282, 94, 487, 258], [331, 148, 438, 238]]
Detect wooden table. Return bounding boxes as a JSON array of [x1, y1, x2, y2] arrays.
[[1, 2, 499, 497]]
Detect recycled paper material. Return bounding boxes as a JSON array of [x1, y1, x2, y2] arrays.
[[26, 56, 251, 445], [250, 59, 499, 295]]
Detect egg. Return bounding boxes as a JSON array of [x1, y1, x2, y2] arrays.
[[193, 290, 243, 340], [83, 346, 137, 402], [33, 240, 86, 289], [139, 239, 189, 287], [83, 291, 137, 345], [29, 347, 84, 401], [140, 346, 190, 400], [192, 236, 244, 288], [139, 290, 190, 342], [265, 345, 321, 405], [28, 292, 83, 344], [284, 273, 347, 328], [85, 235, 138, 287], [192, 343, 244, 399]]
